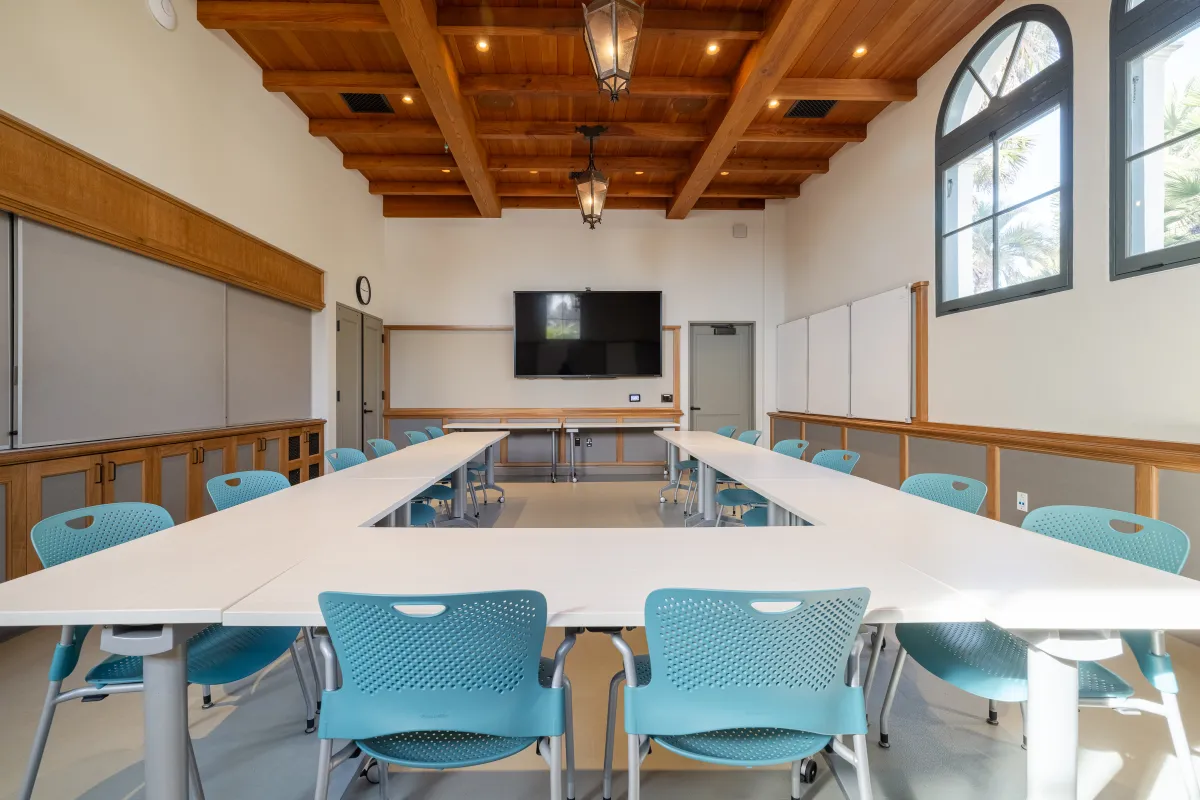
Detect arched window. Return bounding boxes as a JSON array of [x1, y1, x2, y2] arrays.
[[935, 7, 1073, 315], [1111, 0, 1200, 279]]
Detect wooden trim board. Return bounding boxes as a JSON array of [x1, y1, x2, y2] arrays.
[[0, 111, 324, 310]]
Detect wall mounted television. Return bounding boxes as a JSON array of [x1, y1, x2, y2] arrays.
[[514, 291, 663, 378]]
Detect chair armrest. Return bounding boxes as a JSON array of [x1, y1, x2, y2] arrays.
[[1122, 631, 1179, 694]]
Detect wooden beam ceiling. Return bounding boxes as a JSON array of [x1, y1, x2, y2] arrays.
[[668, 0, 842, 219], [375, 0, 500, 216], [383, 196, 768, 216], [344, 154, 829, 175], [313, 120, 864, 143], [368, 181, 800, 198], [197, 1, 390, 31]]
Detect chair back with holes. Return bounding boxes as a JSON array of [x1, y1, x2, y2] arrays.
[[425, 426, 446, 439], [325, 448, 367, 471], [1024, 506, 1189, 574], [901, 473, 987, 514], [716, 425, 737, 438], [31, 503, 174, 569], [206, 471, 290, 511], [773, 439, 809, 460], [812, 450, 861, 475], [736, 430, 762, 446], [317, 590, 564, 740], [367, 438, 397, 457], [625, 588, 870, 737], [404, 430, 430, 446]]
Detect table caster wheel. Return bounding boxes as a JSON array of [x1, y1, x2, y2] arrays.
[[799, 758, 818, 783], [571, 476, 578, 483]]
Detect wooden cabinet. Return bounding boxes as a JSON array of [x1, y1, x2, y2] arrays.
[[25, 455, 103, 574], [191, 436, 236, 517], [154, 442, 193, 526], [0, 465, 29, 581], [283, 425, 324, 485], [101, 447, 155, 505]]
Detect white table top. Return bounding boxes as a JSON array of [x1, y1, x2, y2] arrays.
[[564, 420, 680, 430], [351, 431, 506, 480], [445, 422, 561, 431], [223, 527, 981, 629]]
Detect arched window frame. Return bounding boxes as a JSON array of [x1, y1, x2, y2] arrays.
[[1111, 0, 1200, 280], [935, 5, 1074, 316]]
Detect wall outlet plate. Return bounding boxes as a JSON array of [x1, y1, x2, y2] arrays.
[[661, 393, 673, 403], [629, 393, 641, 402], [1017, 491, 1029, 513]]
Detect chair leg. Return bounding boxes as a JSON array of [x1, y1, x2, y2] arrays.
[[863, 624, 886, 703], [602, 671, 623, 800], [853, 733, 874, 800], [19, 678, 63, 800], [288, 642, 316, 733], [987, 698, 999, 725], [303, 627, 322, 713], [314, 737, 334, 800], [791, 760, 802, 800], [378, 759, 390, 799], [626, 734, 641, 800], [1019, 701, 1028, 750], [187, 734, 206, 800], [878, 646, 907, 748], [549, 734, 563, 800], [467, 479, 480, 518], [564, 678, 576, 800], [1162, 692, 1200, 800], [201, 685, 213, 708]]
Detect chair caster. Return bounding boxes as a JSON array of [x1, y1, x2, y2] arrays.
[[571, 476, 578, 483], [498, 496, 505, 503], [798, 757, 818, 783], [660, 496, 667, 503], [987, 709, 999, 725], [362, 759, 381, 784], [317, 700, 322, 712], [202, 693, 213, 709], [305, 717, 315, 734], [879, 733, 890, 749]]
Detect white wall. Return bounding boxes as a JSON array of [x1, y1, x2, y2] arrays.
[[0, 0, 387, 447], [782, 0, 1200, 444], [382, 207, 786, 431]]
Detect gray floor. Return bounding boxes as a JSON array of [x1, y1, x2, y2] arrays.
[[1, 479, 1198, 799]]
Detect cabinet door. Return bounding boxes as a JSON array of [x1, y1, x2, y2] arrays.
[[0, 465, 29, 581], [155, 442, 193, 525], [234, 434, 258, 473], [101, 447, 155, 505], [283, 427, 306, 485], [191, 436, 236, 517], [25, 455, 103, 573], [302, 425, 324, 482], [258, 429, 284, 473]]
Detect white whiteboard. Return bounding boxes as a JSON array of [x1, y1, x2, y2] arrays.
[[850, 285, 912, 422], [807, 305, 850, 416], [775, 318, 808, 412]]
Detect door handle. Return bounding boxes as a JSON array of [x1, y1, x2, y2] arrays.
[[689, 406, 702, 411], [363, 409, 374, 414], [107, 461, 116, 482]]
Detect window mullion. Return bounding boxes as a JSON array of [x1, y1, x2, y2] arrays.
[[992, 132, 1000, 291], [997, 21, 1027, 95]]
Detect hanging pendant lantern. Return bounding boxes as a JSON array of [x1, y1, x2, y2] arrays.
[[570, 126, 609, 229], [582, 0, 644, 102]]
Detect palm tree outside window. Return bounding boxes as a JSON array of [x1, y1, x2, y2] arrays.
[[935, 6, 1073, 315]]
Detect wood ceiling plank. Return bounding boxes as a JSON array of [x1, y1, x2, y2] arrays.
[[198, 1, 390, 32], [773, 77, 916, 101], [377, 0, 501, 216], [740, 122, 866, 142], [344, 153, 458, 169], [264, 70, 419, 93], [310, 119, 445, 137], [436, 8, 764, 39], [475, 121, 709, 141], [382, 196, 481, 217], [460, 74, 732, 98], [667, 0, 842, 219], [721, 157, 828, 173]]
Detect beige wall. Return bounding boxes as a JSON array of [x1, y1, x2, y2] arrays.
[[781, 0, 1200, 445], [0, 0, 388, 447]]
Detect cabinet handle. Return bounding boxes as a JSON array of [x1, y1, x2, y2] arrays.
[[258, 437, 266, 452], [190, 447, 198, 465], [107, 461, 116, 482], [94, 463, 103, 484], [198, 445, 206, 462]]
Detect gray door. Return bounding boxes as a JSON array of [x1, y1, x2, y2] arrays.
[[689, 323, 754, 434], [335, 305, 363, 449], [362, 313, 384, 446]]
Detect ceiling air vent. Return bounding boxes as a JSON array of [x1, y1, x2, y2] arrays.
[[341, 93, 394, 114], [784, 99, 837, 119]]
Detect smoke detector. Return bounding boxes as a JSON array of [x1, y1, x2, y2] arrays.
[[148, 0, 177, 30]]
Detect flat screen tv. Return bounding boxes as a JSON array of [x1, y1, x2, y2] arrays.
[[514, 291, 663, 378]]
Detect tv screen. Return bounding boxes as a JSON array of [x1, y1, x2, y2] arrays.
[[514, 291, 663, 378]]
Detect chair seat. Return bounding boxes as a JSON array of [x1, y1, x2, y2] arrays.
[[420, 484, 455, 502], [678, 459, 698, 470], [897, 622, 1134, 702], [467, 462, 486, 472], [715, 488, 765, 508], [87, 625, 300, 688], [741, 507, 768, 527], [409, 503, 438, 526], [653, 727, 832, 766]]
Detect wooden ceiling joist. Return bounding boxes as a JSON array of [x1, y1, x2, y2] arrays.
[[377, 0, 500, 216], [498, 198, 767, 211], [485, 155, 692, 172], [344, 154, 458, 170], [475, 121, 708, 142], [344, 154, 828, 175], [198, 1, 390, 32], [774, 78, 918, 102], [437, 7, 764, 39], [264, 71, 419, 94], [668, 0, 842, 219], [382, 196, 481, 218], [369, 181, 799, 198], [310, 119, 445, 138], [740, 123, 867, 143], [460, 75, 731, 98]]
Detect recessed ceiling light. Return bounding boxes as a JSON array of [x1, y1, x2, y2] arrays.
[[720, 171, 729, 176], [401, 94, 414, 104], [853, 45, 868, 58], [767, 99, 780, 109], [635, 170, 644, 175], [530, 170, 539, 174], [476, 39, 489, 52], [706, 42, 720, 55], [442, 168, 451, 173]]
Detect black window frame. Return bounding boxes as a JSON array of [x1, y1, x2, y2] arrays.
[[935, 5, 1074, 317], [1111, 0, 1200, 280]]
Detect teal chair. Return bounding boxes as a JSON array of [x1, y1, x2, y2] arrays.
[[428, 425, 493, 505], [879, 506, 1200, 797], [739, 440, 811, 527], [812, 450, 861, 474], [206, 470, 290, 511], [325, 447, 366, 471], [668, 425, 738, 515], [900, 473, 987, 513], [424, 425, 445, 439], [313, 590, 576, 800], [367, 438, 396, 457], [603, 588, 874, 800], [710, 431, 764, 524], [20, 503, 313, 800], [716, 425, 737, 437]]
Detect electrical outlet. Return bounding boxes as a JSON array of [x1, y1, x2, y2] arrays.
[[661, 393, 673, 403], [629, 393, 641, 402], [1017, 491, 1029, 513]]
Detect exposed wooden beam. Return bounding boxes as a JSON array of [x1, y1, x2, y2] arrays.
[[344, 153, 458, 170], [502, 197, 670, 211], [721, 157, 828, 174], [198, 1, 389, 31], [774, 78, 917, 102], [370, 181, 800, 198], [377, 0, 500, 217], [382, 196, 481, 217], [460, 74, 731, 98], [740, 122, 866, 143], [668, 0, 842, 219], [437, 7, 764, 39], [264, 70, 419, 94], [310, 119, 445, 138], [486, 155, 691, 172], [475, 121, 709, 141]]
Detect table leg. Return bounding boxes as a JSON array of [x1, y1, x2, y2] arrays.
[[550, 430, 558, 483], [395, 502, 412, 527], [484, 444, 505, 504], [568, 430, 578, 483], [768, 501, 788, 526], [1026, 644, 1080, 799], [659, 444, 680, 504]]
